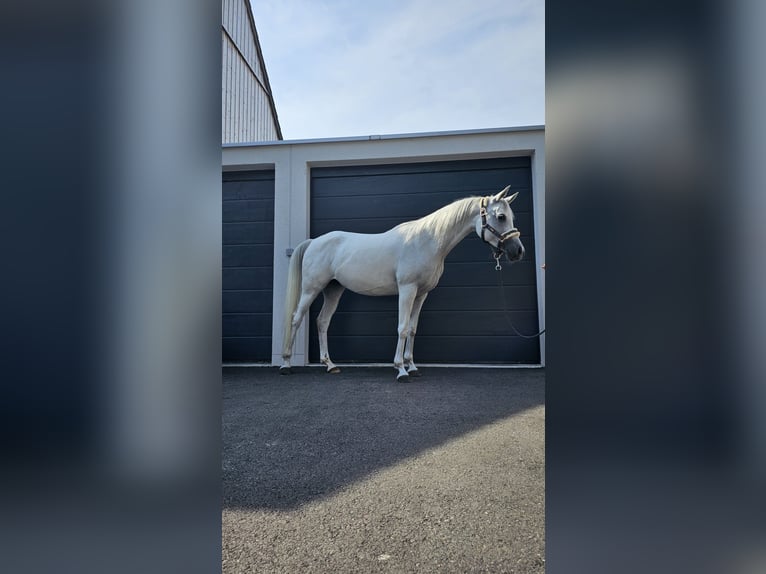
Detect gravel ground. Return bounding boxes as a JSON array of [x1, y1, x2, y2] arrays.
[[223, 366, 545, 574]]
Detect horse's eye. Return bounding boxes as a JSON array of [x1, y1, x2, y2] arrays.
[[497, 213, 506, 221]]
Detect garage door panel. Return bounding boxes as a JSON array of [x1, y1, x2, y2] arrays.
[[223, 244, 274, 268], [222, 176, 274, 200], [309, 158, 539, 364], [223, 338, 272, 362], [223, 313, 272, 337], [312, 187, 532, 219], [311, 193, 433, 221], [223, 290, 273, 313], [223, 221, 275, 245], [317, 170, 527, 198], [313, 335, 540, 364], [314, 309, 538, 337], [311, 189, 532, 223], [445, 237, 536, 263], [223, 198, 275, 222], [313, 172, 532, 200], [509, 192, 533, 212], [314, 180, 535, 214], [309, 336, 393, 363], [223, 267, 273, 290], [424, 286, 538, 311], [414, 336, 540, 364], [417, 310, 540, 336], [510, 212, 534, 235], [312, 190, 467, 228], [222, 171, 274, 363], [438, 261, 536, 287]]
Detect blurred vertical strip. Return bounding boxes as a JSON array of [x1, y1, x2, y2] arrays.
[[0, 1, 221, 573], [730, 0, 766, 481], [547, 0, 764, 573], [0, 0, 103, 467]]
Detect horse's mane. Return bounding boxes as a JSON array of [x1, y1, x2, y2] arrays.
[[396, 196, 479, 240]]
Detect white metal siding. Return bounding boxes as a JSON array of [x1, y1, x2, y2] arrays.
[[222, 0, 281, 143]]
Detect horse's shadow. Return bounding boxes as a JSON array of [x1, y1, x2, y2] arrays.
[[222, 366, 544, 511]]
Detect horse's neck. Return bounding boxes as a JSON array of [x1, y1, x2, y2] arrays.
[[416, 197, 480, 258]]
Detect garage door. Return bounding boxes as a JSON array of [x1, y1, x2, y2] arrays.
[[222, 171, 275, 362], [309, 157, 540, 365]]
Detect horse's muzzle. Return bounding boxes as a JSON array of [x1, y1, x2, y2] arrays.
[[503, 237, 525, 262]]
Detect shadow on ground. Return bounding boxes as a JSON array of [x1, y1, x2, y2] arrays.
[[223, 366, 544, 511]]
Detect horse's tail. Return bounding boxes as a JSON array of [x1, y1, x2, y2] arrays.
[[282, 238, 313, 357]]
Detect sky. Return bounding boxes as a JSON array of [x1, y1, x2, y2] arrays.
[[249, 0, 544, 140]]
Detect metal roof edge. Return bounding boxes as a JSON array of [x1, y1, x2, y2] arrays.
[[222, 125, 545, 148]]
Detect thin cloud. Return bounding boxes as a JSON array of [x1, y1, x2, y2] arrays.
[[252, 0, 544, 139]]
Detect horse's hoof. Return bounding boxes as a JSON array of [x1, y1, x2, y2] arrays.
[[396, 373, 410, 383], [327, 367, 341, 374], [279, 367, 291, 375], [408, 369, 421, 378]]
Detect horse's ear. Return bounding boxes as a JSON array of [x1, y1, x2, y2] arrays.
[[505, 191, 520, 204], [493, 185, 511, 201]]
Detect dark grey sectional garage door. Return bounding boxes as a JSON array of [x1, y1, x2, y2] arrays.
[[309, 157, 540, 365], [223, 171, 275, 362]]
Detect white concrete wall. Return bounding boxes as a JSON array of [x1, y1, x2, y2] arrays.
[[222, 126, 546, 366]]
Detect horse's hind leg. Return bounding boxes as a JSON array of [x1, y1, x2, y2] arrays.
[[283, 285, 323, 373], [317, 281, 345, 374]]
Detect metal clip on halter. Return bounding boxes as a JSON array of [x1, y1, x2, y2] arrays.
[[494, 251, 503, 271]]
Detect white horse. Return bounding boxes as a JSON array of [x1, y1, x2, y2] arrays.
[[280, 185, 525, 381]]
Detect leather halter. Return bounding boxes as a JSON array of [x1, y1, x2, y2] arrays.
[[479, 196, 520, 254]]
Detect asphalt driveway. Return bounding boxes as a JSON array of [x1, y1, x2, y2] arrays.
[[223, 366, 545, 573]]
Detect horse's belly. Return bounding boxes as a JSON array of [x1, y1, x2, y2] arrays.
[[336, 268, 398, 296], [321, 231, 401, 296]]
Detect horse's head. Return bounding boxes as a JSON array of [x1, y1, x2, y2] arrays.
[[476, 186, 525, 263]]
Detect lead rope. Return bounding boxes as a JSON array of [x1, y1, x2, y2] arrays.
[[493, 252, 546, 339]]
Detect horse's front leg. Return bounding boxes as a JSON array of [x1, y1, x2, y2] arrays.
[[394, 285, 418, 382], [404, 292, 428, 377]]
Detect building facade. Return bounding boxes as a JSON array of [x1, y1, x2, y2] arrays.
[[222, 0, 282, 143], [222, 127, 546, 368], [220, 4, 544, 368]]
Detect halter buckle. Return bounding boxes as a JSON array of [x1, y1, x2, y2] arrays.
[[493, 251, 503, 271]]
